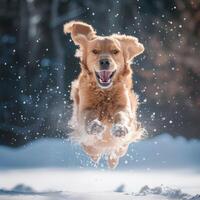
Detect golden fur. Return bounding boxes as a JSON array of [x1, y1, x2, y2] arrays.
[[64, 21, 145, 168]]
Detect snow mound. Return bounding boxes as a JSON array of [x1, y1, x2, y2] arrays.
[[114, 184, 125, 193], [12, 184, 34, 193], [134, 185, 200, 200], [0, 184, 61, 196]]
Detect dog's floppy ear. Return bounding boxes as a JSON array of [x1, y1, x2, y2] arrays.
[[63, 21, 96, 46], [113, 34, 144, 62]]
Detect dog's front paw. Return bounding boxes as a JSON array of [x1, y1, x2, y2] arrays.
[[111, 124, 129, 137], [86, 119, 105, 135]]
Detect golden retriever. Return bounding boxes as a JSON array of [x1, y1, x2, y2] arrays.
[[64, 21, 145, 168]]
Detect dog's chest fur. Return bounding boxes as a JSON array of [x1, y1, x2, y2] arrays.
[[78, 77, 128, 122]]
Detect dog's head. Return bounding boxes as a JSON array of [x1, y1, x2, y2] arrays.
[[64, 21, 144, 89]]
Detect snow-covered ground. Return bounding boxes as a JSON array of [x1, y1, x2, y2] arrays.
[[0, 169, 200, 200], [0, 134, 200, 199]]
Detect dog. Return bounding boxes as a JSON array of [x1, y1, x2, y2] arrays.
[[64, 21, 145, 168]]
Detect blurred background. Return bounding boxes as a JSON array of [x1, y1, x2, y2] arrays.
[[0, 0, 200, 169]]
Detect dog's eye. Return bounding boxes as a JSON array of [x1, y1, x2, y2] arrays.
[[112, 49, 119, 55], [92, 49, 99, 55]]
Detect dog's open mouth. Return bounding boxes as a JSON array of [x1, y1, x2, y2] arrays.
[[95, 70, 116, 88]]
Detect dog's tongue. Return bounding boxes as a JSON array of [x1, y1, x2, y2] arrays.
[[99, 71, 112, 82]]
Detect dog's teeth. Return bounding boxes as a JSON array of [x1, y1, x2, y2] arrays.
[[99, 77, 111, 84]]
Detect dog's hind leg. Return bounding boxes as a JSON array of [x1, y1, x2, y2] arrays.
[[82, 145, 101, 163], [107, 153, 119, 169], [116, 145, 128, 158]]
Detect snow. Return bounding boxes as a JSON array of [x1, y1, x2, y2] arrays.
[[0, 169, 200, 200]]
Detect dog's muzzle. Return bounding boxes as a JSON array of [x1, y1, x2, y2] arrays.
[[95, 70, 116, 88]]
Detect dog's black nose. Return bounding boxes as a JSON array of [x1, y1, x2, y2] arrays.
[[99, 59, 110, 69]]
